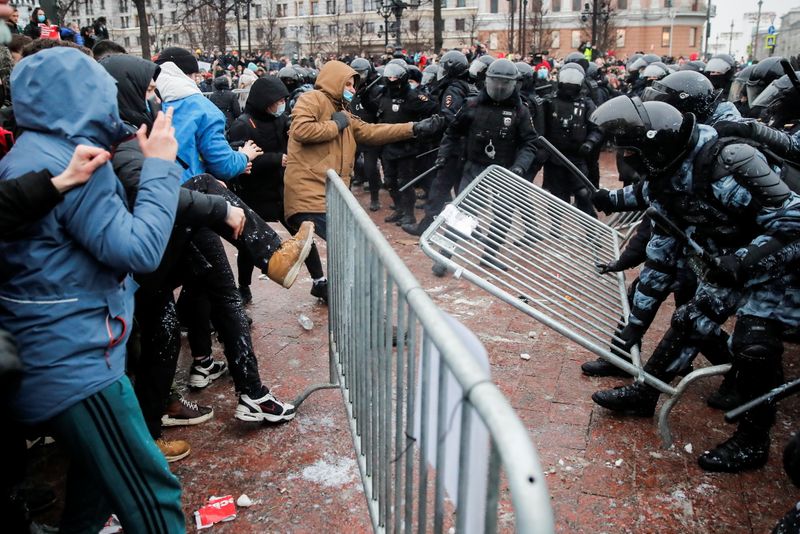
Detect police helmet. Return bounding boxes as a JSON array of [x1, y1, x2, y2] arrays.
[[388, 57, 409, 69], [641, 71, 720, 124], [560, 62, 586, 75], [565, 51, 590, 72], [750, 72, 800, 125], [706, 54, 735, 75], [625, 53, 643, 71], [628, 53, 661, 73], [485, 58, 519, 102], [586, 62, 603, 81], [515, 61, 534, 79], [590, 96, 696, 175], [422, 64, 439, 86], [642, 62, 670, 81], [278, 65, 303, 91], [679, 60, 706, 73], [746, 56, 786, 105], [558, 66, 585, 98], [376, 65, 385, 77], [383, 61, 409, 91], [728, 64, 754, 103], [437, 50, 469, 80], [468, 55, 496, 81], [350, 57, 373, 86], [305, 69, 318, 85]]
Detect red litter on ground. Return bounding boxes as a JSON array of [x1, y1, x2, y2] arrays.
[[194, 495, 237, 530]]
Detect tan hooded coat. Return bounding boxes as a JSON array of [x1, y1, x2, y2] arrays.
[[283, 60, 415, 219]]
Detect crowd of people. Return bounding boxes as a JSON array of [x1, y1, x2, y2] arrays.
[[0, 1, 800, 531]]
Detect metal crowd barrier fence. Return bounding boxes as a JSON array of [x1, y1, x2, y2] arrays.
[[314, 169, 554, 533], [605, 210, 646, 245], [418, 165, 730, 447]]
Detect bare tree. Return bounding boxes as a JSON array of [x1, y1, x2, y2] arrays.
[[179, 0, 237, 51], [524, 0, 553, 54], [255, 0, 282, 53], [465, 10, 482, 46], [579, 4, 617, 56], [55, 0, 81, 26], [404, 10, 430, 51], [349, 12, 370, 54], [304, 15, 320, 54]]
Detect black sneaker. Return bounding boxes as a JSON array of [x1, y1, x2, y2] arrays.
[[697, 428, 770, 473], [311, 279, 329, 303], [189, 358, 228, 389], [238, 285, 252, 305], [235, 391, 296, 423], [581, 357, 632, 377], [591, 382, 659, 417]]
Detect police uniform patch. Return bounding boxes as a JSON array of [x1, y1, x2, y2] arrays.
[[503, 117, 512, 126], [392, 104, 400, 112], [444, 94, 453, 107]]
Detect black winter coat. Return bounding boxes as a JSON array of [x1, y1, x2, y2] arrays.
[[209, 78, 241, 129], [0, 170, 59, 239], [228, 76, 289, 222]]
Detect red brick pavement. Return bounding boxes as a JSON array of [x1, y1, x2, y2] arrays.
[[27, 152, 800, 532]]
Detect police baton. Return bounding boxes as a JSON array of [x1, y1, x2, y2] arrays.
[[416, 146, 440, 159], [781, 59, 800, 92], [724, 377, 800, 423], [645, 207, 716, 264], [537, 137, 598, 193], [399, 165, 439, 193]]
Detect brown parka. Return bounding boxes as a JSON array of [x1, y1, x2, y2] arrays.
[[283, 60, 415, 220]]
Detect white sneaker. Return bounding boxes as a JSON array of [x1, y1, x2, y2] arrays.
[[235, 391, 296, 423], [189, 358, 228, 389]]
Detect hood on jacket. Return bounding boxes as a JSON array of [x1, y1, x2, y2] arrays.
[[101, 54, 159, 130], [239, 68, 258, 88], [156, 61, 202, 103], [246, 76, 289, 118], [11, 47, 128, 148], [315, 60, 358, 105], [213, 75, 230, 90]]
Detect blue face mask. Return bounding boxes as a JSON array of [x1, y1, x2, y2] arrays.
[[37, 14, 45, 22], [343, 89, 354, 102], [409, 81, 419, 90], [271, 102, 286, 117], [537, 69, 549, 80]]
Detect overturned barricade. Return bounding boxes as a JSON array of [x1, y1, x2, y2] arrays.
[[309, 170, 554, 533], [418, 165, 730, 447]]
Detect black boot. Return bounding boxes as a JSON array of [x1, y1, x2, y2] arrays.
[[397, 189, 416, 226], [591, 382, 660, 416], [706, 371, 743, 410], [384, 209, 404, 223], [238, 285, 252, 305], [369, 193, 380, 212], [697, 418, 771, 473], [402, 214, 434, 236], [581, 357, 632, 377]]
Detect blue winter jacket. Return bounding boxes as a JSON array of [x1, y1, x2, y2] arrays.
[[0, 48, 181, 424], [155, 62, 248, 183]]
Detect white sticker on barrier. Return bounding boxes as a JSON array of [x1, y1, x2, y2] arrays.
[[440, 204, 479, 237]]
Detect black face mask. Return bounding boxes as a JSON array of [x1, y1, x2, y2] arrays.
[[621, 152, 647, 180], [558, 83, 581, 99], [387, 79, 404, 96]]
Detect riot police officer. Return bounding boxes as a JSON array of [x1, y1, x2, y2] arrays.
[[705, 53, 736, 101], [278, 65, 306, 113], [642, 70, 741, 125], [403, 50, 471, 237], [350, 57, 383, 211], [468, 55, 495, 92], [377, 62, 438, 226], [541, 65, 602, 215]]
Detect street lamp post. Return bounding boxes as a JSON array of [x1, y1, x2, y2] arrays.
[[520, 0, 528, 55], [377, 1, 393, 49], [235, 0, 242, 57], [728, 19, 734, 55], [751, 0, 763, 61], [580, 0, 610, 57], [377, 0, 417, 50], [246, 0, 252, 56]]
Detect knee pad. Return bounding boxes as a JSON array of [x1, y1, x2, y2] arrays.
[[731, 315, 784, 366]]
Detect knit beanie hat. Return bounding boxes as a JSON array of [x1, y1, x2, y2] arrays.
[[155, 47, 199, 75]]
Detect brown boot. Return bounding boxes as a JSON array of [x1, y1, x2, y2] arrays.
[[267, 221, 315, 288], [156, 438, 191, 463]]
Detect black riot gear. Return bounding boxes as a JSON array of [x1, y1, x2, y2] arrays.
[[437, 50, 469, 81], [628, 53, 661, 74], [407, 65, 422, 85], [468, 55, 495, 85], [590, 96, 696, 176], [751, 72, 800, 126], [350, 57, 373, 87], [485, 59, 518, 102], [388, 58, 409, 69], [641, 71, 720, 123], [278, 66, 302, 92], [679, 60, 706, 73], [642, 62, 670, 82], [515, 61, 535, 93], [382, 62, 409, 95], [565, 51, 590, 72]]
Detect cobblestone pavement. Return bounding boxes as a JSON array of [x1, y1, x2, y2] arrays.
[[28, 152, 800, 532]]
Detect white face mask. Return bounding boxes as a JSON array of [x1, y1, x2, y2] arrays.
[[409, 81, 419, 90], [270, 102, 286, 116]]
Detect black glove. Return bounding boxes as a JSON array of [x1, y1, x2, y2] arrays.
[[784, 431, 800, 488], [591, 188, 614, 215], [713, 120, 753, 139], [413, 114, 445, 137], [706, 254, 743, 287], [578, 141, 594, 157], [434, 157, 447, 169], [616, 322, 645, 352], [595, 260, 622, 274], [510, 166, 524, 176], [331, 111, 350, 131]]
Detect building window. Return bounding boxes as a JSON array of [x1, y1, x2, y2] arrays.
[[551, 30, 560, 48], [277, 3, 286, 16], [490, 0, 498, 12], [100, 0, 106, 8], [688, 26, 696, 46], [296, 2, 305, 16], [661, 26, 670, 47], [171, 11, 176, 23], [366, 21, 374, 32], [345, 0, 353, 11], [571, 29, 581, 48], [326, 0, 335, 13], [311, 1, 320, 14], [455, 18, 465, 31], [158, 13, 163, 25], [551, 0, 561, 12], [617, 0, 626, 8], [173, 33, 179, 43], [456, 0, 465, 6], [257, 27, 265, 39], [571, 0, 580, 11], [279, 26, 287, 37], [616, 28, 625, 47], [255, 4, 262, 17], [124, 36, 130, 47], [328, 23, 337, 34], [409, 19, 419, 32], [440, 0, 446, 8], [135, 36, 140, 46], [365, 0, 375, 10]]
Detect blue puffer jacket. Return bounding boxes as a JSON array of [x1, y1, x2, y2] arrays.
[[0, 48, 181, 424], [156, 62, 248, 183]]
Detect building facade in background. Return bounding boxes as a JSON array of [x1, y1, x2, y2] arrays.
[[13, 0, 707, 61]]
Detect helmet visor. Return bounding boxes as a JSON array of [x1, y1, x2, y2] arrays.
[[558, 68, 585, 86], [468, 60, 486, 78], [383, 63, 407, 80], [641, 85, 670, 103], [705, 57, 731, 75], [729, 79, 746, 102], [642, 64, 666, 79], [746, 84, 765, 107], [628, 57, 648, 72], [486, 78, 516, 101], [750, 82, 782, 109], [421, 71, 435, 85], [590, 95, 647, 146]]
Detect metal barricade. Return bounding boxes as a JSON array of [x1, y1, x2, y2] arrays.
[[605, 210, 646, 245], [418, 165, 730, 447], [321, 169, 554, 533]]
